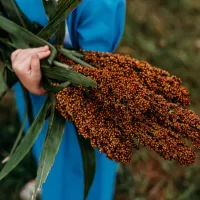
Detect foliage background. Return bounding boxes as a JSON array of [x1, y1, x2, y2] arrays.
[[1, 0, 200, 199]]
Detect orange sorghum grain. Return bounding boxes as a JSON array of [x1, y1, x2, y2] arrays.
[[55, 51, 200, 166]]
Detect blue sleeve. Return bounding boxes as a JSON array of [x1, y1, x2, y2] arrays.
[[76, 0, 126, 52]]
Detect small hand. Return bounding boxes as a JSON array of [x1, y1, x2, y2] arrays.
[[11, 45, 51, 95]]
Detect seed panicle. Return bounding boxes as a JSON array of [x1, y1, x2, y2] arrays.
[[55, 51, 200, 166]]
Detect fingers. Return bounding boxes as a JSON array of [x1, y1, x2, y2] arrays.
[[30, 54, 40, 76], [18, 56, 33, 73], [17, 45, 50, 63], [11, 46, 51, 73], [19, 48, 51, 62], [36, 50, 51, 59], [11, 49, 22, 62], [11, 47, 49, 96], [30, 54, 46, 95], [11, 45, 50, 63]]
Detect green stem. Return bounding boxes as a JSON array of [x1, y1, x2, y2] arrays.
[[59, 48, 94, 69], [0, 38, 16, 49], [53, 60, 70, 69], [71, 50, 84, 58], [47, 81, 71, 93]]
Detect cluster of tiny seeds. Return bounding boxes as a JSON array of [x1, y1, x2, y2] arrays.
[[82, 51, 190, 106], [55, 52, 200, 165]]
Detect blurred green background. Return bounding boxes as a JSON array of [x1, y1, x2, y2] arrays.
[[1, 0, 200, 199]]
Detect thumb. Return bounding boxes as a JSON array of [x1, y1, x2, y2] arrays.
[[30, 54, 41, 77]]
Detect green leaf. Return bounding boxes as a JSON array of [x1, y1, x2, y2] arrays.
[[0, 0, 42, 34], [5, 69, 18, 89], [0, 44, 13, 72], [42, 0, 57, 18], [0, 97, 51, 181], [11, 34, 30, 49], [0, 71, 9, 101], [8, 86, 29, 157], [41, 0, 59, 42], [60, 48, 94, 69], [22, 86, 34, 128], [0, 0, 32, 48], [54, 20, 66, 47], [77, 135, 96, 200], [0, 45, 18, 100], [0, 16, 57, 64], [0, 0, 29, 28], [42, 0, 66, 47], [47, 81, 71, 93], [33, 105, 66, 199], [38, 0, 82, 40], [41, 64, 97, 87], [0, 38, 17, 52]]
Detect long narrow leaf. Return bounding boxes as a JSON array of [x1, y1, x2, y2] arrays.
[[0, 97, 51, 181], [1, 0, 32, 48], [41, 64, 97, 87], [42, 0, 66, 47], [32, 110, 66, 200], [42, 0, 57, 18], [0, 44, 13, 72], [54, 21, 66, 47], [0, 46, 18, 100], [7, 86, 30, 158], [47, 81, 71, 93], [60, 48, 94, 68], [11, 34, 30, 49], [38, 0, 82, 40], [32, 94, 55, 199], [0, 0, 42, 34], [39, 0, 58, 41], [5, 69, 18, 89], [0, 0, 29, 28], [77, 134, 96, 200], [22, 86, 34, 128], [0, 16, 57, 64], [0, 71, 8, 101]]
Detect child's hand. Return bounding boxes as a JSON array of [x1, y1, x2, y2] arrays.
[[11, 45, 51, 95]]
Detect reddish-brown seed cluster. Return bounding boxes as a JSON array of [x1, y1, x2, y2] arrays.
[[55, 51, 200, 166]]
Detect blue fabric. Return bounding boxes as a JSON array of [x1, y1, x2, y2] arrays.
[[13, 0, 126, 199]]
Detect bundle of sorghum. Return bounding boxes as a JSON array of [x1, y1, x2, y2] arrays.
[[1, 1, 200, 198], [56, 51, 200, 166]]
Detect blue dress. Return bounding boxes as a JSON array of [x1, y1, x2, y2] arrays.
[[13, 0, 126, 199]]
